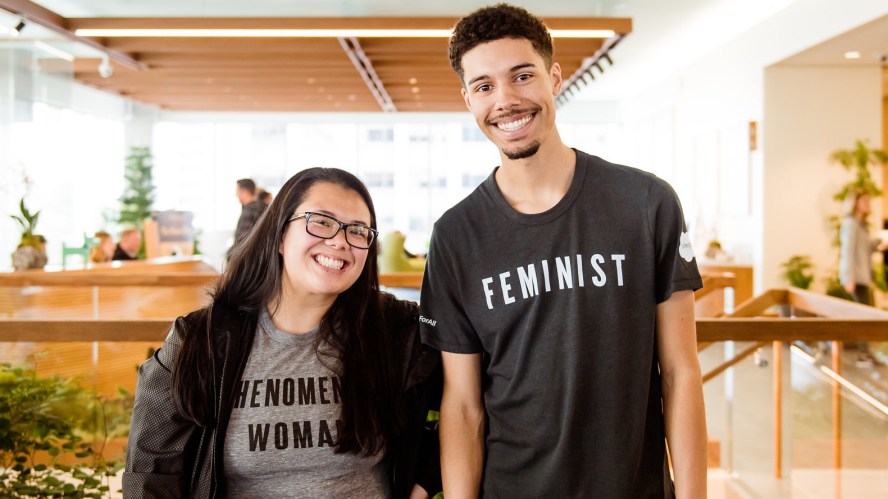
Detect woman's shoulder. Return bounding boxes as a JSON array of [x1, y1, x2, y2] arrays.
[[380, 292, 419, 318]]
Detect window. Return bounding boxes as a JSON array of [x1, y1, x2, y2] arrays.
[[367, 127, 394, 142]]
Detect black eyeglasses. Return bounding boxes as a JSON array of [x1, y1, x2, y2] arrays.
[[288, 212, 377, 249]]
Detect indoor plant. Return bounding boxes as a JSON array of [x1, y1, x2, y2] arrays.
[[780, 255, 814, 289], [9, 198, 47, 271]]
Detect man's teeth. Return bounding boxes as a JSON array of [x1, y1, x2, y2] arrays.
[[497, 115, 531, 132], [315, 255, 344, 270]]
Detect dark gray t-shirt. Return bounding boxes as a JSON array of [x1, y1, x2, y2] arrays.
[[420, 151, 702, 498], [223, 310, 389, 498]]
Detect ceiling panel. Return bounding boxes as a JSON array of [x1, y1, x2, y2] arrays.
[[3, 2, 632, 112]]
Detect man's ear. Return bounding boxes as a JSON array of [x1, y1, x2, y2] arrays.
[[461, 87, 472, 111], [550, 62, 563, 96]]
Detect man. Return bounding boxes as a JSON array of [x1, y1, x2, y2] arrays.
[[233, 178, 265, 249], [113, 227, 141, 261], [419, 4, 707, 498]]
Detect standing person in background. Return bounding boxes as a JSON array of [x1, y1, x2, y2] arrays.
[[258, 188, 274, 208], [419, 4, 707, 498], [233, 178, 266, 250], [113, 227, 141, 261], [125, 167, 441, 498], [88, 231, 116, 263], [839, 189, 888, 366]]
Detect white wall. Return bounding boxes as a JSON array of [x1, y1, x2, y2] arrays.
[[604, 0, 888, 293], [763, 65, 883, 291]]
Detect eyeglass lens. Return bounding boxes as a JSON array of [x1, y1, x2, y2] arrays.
[[305, 213, 374, 248]]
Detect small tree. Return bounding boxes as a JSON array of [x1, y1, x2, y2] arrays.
[[829, 139, 886, 202], [780, 255, 814, 289], [117, 146, 155, 227]]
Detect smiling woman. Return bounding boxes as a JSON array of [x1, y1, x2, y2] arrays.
[[123, 167, 442, 499]]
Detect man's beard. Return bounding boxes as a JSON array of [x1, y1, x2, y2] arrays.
[[502, 140, 541, 160]]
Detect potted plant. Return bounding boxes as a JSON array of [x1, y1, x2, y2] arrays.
[[780, 255, 814, 289], [9, 198, 47, 271]]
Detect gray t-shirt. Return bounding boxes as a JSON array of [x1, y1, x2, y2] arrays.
[[420, 150, 702, 497], [223, 310, 389, 498]]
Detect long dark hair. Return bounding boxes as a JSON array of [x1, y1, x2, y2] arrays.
[[171, 167, 402, 456]]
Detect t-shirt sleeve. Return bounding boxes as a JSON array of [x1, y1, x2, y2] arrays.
[[419, 225, 483, 354], [648, 179, 703, 303]]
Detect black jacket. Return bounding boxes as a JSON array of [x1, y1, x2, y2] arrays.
[[123, 296, 441, 498]]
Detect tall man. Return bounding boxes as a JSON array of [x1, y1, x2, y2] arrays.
[[419, 4, 707, 498], [233, 178, 265, 250]]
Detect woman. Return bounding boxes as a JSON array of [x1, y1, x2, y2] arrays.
[[124, 168, 441, 498], [839, 189, 888, 366], [88, 231, 115, 263]]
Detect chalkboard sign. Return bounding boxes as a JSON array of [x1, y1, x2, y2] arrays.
[[144, 210, 195, 258]]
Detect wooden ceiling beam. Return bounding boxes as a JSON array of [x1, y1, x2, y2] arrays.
[[103, 37, 349, 53], [0, 0, 146, 70], [68, 17, 632, 33], [58, 14, 630, 113]]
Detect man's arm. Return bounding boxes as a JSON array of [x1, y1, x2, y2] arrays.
[[439, 351, 485, 499], [656, 290, 707, 498]]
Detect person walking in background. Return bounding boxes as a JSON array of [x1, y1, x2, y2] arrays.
[[419, 4, 707, 498], [839, 189, 888, 366], [125, 168, 441, 499], [88, 231, 116, 263], [112, 227, 141, 261], [233, 178, 266, 250]]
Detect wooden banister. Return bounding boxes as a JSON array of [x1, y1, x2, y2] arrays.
[[379, 272, 423, 289], [0, 319, 172, 342], [0, 272, 219, 287], [696, 318, 888, 342]]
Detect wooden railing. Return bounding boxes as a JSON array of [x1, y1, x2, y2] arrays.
[[3, 265, 886, 479]]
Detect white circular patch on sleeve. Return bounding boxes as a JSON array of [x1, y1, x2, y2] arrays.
[[679, 232, 695, 262]]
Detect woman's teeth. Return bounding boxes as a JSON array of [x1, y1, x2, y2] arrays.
[[498, 115, 531, 132], [315, 255, 344, 270]]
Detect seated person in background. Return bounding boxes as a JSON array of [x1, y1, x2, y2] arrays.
[[88, 231, 116, 263], [378, 231, 425, 273], [113, 227, 141, 261]]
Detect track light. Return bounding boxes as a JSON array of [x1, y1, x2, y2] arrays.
[[10, 20, 25, 36], [98, 55, 113, 78]]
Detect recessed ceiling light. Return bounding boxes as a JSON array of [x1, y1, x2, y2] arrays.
[[408, 77, 418, 84], [844, 51, 861, 59], [411, 87, 420, 94]]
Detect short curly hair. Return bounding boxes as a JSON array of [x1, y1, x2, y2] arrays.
[[449, 3, 554, 84]]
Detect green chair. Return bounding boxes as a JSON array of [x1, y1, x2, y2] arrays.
[[62, 234, 99, 269], [378, 231, 425, 273]]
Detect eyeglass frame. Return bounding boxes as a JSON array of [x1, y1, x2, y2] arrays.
[[287, 212, 378, 249]]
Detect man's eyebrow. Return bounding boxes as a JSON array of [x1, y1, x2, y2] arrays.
[[466, 63, 537, 86]]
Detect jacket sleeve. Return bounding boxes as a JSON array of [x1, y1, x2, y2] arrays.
[[123, 324, 200, 498], [403, 302, 443, 497], [411, 347, 443, 497]]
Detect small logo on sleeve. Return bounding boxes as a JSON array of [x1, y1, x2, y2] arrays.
[[679, 232, 695, 262], [419, 316, 437, 327]]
